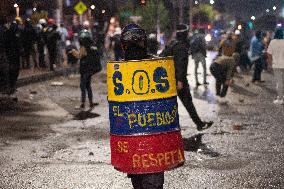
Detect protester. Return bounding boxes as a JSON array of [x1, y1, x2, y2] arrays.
[[110, 27, 123, 61], [210, 55, 235, 103], [5, 18, 23, 95], [267, 28, 284, 105], [71, 29, 101, 109], [219, 31, 236, 57], [147, 33, 159, 56], [22, 18, 37, 69], [161, 24, 213, 131], [118, 23, 165, 189], [37, 18, 47, 68], [0, 16, 9, 94], [57, 23, 68, 63], [191, 32, 208, 86], [46, 18, 60, 71], [249, 30, 265, 83]]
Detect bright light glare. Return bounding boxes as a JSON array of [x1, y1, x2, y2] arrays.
[[14, 3, 18, 8], [210, 0, 215, 5], [195, 1, 198, 5], [205, 34, 212, 42], [273, 6, 277, 11], [102, 9, 106, 14], [237, 25, 242, 30], [251, 16, 256, 20], [266, 9, 270, 13], [33, 7, 37, 12], [90, 5, 95, 10]]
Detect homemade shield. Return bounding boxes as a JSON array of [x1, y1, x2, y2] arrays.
[[107, 57, 185, 174]]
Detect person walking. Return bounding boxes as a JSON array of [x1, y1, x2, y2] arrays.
[[71, 29, 101, 109], [46, 18, 60, 71], [267, 28, 284, 105], [161, 24, 213, 131], [5, 18, 23, 95], [191, 33, 208, 86], [22, 18, 37, 69], [0, 16, 9, 95], [249, 30, 265, 83], [36, 19, 47, 68]]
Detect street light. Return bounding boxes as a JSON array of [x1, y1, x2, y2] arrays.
[[102, 9, 106, 14], [210, 0, 215, 5], [14, 3, 19, 17], [251, 16, 256, 21], [266, 9, 270, 13], [195, 1, 198, 5], [90, 5, 95, 10], [273, 6, 277, 11]]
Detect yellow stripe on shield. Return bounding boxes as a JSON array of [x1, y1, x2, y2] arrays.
[[107, 57, 177, 102]]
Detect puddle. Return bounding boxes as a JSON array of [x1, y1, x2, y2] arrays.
[[73, 111, 100, 120], [183, 134, 220, 157]]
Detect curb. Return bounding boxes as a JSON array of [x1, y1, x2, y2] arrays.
[[17, 66, 78, 87]]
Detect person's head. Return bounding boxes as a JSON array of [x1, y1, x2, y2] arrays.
[[176, 24, 189, 41], [39, 18, 47, 27], [24, 18, 32, 27], [48, 18, 55, 26], [274, 28, 284, 39], [83, 20, 90, 29], [255, 30, 262, 40], [121, 23, 147, 53], [226, 31, 233, 40], [79, 29, 93, 47]]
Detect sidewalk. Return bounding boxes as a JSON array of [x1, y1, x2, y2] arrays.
[[17, 64, 78, 87]]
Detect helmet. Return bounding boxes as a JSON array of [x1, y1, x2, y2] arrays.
[[79, 29, 93, 47], [47, 18, 55, 25], [176, 24, 189, 40], [39, 18, 47, 25], [121, 23, 147, 50]]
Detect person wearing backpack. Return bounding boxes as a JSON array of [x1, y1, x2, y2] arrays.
[[46, 18, 60, 71], [71, 29, 101, 109]]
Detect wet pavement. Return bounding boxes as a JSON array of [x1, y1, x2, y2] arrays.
[[0, 52, 283, 189]]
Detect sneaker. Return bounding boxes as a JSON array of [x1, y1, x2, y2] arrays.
[[197, 121, 214, 131], [273, 96, 284, 105]]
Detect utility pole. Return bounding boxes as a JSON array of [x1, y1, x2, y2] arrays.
[[157, 0, 161, 42], [56, 0, 63, 25], [178, 0, 183, 23], [189, 0, 193, 32]]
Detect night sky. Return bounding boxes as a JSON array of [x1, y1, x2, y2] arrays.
[[214, 0, 284, 18]]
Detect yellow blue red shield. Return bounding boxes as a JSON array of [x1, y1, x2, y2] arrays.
[[107, 57, 185, 174]]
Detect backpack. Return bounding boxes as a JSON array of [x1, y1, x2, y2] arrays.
[[80, 46, 102, 75]]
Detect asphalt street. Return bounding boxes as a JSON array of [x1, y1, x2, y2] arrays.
[[0, 52, 283, 189]]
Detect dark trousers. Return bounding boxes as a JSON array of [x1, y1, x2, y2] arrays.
[[80, 74, 93, 104], [48, 47, 57, 71], [23, 45, 32, 69], [129, 172, 164, 189], [210, 63, 228, 97], [177, 80, 203, 127], [38, 44, 45, 68], [8, 56, 20, 94], [252, 58, 263, 82]]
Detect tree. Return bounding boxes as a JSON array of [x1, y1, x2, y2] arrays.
[[134, 0, 169, 33], [192, 4, 216, 24]]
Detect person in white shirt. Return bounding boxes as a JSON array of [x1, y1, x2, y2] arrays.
[[267, 28, 284, 105]]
